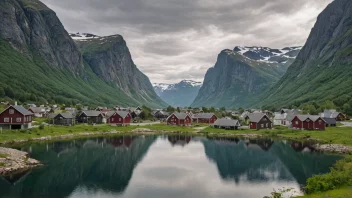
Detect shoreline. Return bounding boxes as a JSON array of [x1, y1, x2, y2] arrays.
[[0, 129, 351, 154], [0, 147, 42, 176]]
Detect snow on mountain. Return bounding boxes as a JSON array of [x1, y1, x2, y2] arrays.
[[233, 46, 302, 64], [69, 33, 100, 40], [153, 80, 202, 92]]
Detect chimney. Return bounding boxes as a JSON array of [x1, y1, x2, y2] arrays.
[[15, 101, 17, 106]]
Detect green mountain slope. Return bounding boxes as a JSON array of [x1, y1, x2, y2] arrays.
[[192, 47, 298, 108], [0, 0, 166, 108], [258, 0, 352, 109]]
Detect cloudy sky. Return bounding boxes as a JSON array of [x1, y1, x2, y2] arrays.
[[41, 0, 332, 84]]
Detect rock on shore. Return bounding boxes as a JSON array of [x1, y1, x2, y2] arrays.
[[313, 144, 352, 154], [0, 147, 41, 176]]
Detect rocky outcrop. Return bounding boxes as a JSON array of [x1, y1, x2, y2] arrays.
[[0, 147, 41, 176], [313, 144, 352, 154], [192, 46, 298, 108], [153, 80, 202, 107], [0, 0, 83, 74], [260, 0, 352, 107]]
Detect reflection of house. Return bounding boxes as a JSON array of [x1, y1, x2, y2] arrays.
[[246, 139, 274, 151], [290, 142, 315, 152], [106, 111, 132, 126], [168, 135, 191, 146], [192, 113, 217, 124], [245, 113, 272, 130], [77, 110, 104, 124], [50, 113, 75, 126], [213, 119, 241, 130], [321, 109, 346, 121], [106, 136, 135, 148], [0, 105, 33, 130], [167, 113, 192, 126], [291, 115, 326, 130]]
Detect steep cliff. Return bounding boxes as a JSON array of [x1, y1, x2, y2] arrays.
[[192, 47, 300, 108], [0, 0, 166, 108], [74, 34, 167, 108], [260, 0, 352, 108], [153, 80, 202, 107]]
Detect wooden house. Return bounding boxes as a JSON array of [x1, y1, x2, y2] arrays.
[[0, 105, 33, 130], [106, 111, 132, 126], [154, 110, 170, 120], [213, 118, 241, 130], [246, 113, 272, 130], [321, 109, 346, 121], [167, 113, 192, 126], [291, 115, 326, 130], [50, 113, 75, 126], [78, 110, 104, 124], [192, 113, 217, 124], [28, 107, 47, 118]]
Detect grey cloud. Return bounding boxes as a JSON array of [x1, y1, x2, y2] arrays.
[[41, 0, 333, 83]]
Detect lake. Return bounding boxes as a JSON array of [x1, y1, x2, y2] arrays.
[[0, 135, 341, 198]]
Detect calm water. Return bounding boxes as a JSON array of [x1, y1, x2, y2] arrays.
[[0, 135, 341, 198]]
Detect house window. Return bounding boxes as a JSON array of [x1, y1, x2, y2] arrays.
[[4, 118, 9, 123], [29, 117, 31, 121], [111, 118, 114, 122], [261, 124, 264, 128], [296, 121, 298, 125], [9, 109, 14, 114], [119, 118, 122, 121], [16, 118, 21, 122], [318, 120, 322, 124]]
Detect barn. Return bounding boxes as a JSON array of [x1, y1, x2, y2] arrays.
[[291, 115, 326, 130], [167, 113, 192, 126], [213, 118, 241, 130], [78, 110, 104, 124], [107, 111, 132, 126]]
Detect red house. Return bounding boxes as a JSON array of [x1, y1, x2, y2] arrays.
[[167, 113, 192, 126], [291, 115, 326, 130], [0, 105, 33, 130], [192, 113, 218, 124], [246, 113, 272, 130], [106, 111, 132, 126]]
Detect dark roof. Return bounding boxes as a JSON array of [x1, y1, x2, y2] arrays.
[[213, 119, 240, 127], [81, 110, 102, 117], [172, 112, 189, 120], [194, 113, 216, 119], [291, 115, 324, 122], [106, 111, 130, 118], [13, 105, 33, 116], [247, 113, 269, 123], [323, 117, 337, 125], [56, 113, 74, 119], [28, 107, 46, 113]]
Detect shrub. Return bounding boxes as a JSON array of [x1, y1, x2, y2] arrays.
[[305, 157, 352, 194], [39, 124, 45, 130]]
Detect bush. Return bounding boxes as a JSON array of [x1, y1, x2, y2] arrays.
[[39, 124, 45, 130], [305, 157, 352, 194]]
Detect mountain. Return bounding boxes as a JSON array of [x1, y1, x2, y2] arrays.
[[191, 46, 301, 108], [0, 0, 166, 108], [259, 0, 352, 108], [153, 80, 202, 107]]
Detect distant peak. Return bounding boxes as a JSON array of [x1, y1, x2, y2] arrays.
[[69, 33, 100, 40]]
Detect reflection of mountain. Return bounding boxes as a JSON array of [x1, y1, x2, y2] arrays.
[[202, 139, 341, 185], [168, 136, 192, 147], [0, 136, 157, 198]]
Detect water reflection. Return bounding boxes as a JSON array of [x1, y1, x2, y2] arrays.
[[0, 136, 341, 198]]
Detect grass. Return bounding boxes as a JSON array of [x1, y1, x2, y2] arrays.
[[0, 124, 197, 143], [0, 153, 9, 158], [201, 126, 352, 146], [0, 162, 4, 167], [297, 187, 352, 198]]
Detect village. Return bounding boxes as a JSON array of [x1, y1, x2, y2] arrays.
[[0, 101, 348, 133]]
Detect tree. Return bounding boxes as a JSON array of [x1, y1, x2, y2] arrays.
[[4, 87, 15, 98], [176, 107, 181, 113], [343, 103, 352, 116], [220, 107, 226, 111], [0, 88, 5, 97], [209, 107, 216, 112], [166, 105, 175, 113], [202, 107, 209, 113]]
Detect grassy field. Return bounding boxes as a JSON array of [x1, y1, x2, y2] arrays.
[[202, 126, 352, 146], [0, 123, 198, 143], [297, 187, 352, 198]]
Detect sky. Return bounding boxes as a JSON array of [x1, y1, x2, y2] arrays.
[[41, 0, 333, 84]]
